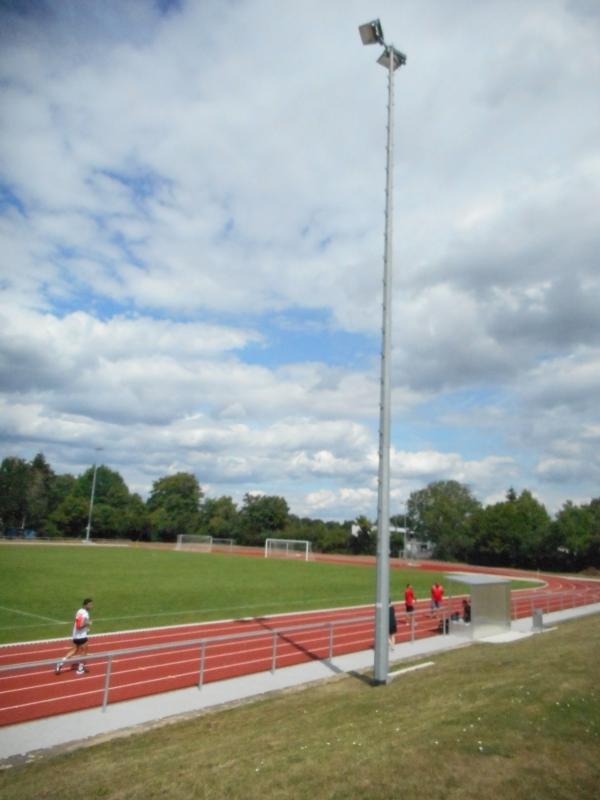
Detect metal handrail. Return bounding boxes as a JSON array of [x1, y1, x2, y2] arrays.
[[0, 614, 376, 712], [0, 614, 376, 674], [2, 589, 600, 714]]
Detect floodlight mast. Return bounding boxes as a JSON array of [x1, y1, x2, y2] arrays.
[[358, 19, 406, 686], [84, 447, 103, 543]]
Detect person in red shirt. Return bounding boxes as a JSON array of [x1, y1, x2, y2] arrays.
[[404, 583, 416, 616], [430, 582, 444, 615]]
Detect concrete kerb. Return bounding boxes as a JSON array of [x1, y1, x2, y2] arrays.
[[1, 602, 599, 764]]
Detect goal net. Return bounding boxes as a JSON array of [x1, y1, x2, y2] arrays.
[[175, 534, 213, 552], [211, 537, 235, 552], [264, 538, 312, 561]]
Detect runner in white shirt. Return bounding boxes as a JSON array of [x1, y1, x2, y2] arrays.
[[55, 598, 93, 675]]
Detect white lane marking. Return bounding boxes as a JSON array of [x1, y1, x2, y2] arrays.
[[0, 605, 65, 624]]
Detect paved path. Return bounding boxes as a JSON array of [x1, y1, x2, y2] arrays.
[[1, 601, 599, 763]]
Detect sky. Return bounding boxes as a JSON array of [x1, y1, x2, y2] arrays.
[[1, 0, 599, 521]]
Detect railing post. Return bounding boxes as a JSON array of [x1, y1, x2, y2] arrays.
[[271, 632, 277, 674], [198, 641, 206, 689], [328, 621, 334, 663], [410, 612, 415, 642], [102, 656, 113, 712]]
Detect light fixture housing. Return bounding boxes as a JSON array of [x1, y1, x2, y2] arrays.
[[377, 46, 407, 71], [358, 19, 384, 46]]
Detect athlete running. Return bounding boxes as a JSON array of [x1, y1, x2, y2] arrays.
[[55, 598, 93, 676]]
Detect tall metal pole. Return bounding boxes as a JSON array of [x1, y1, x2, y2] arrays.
[[85, 449, 102, 542], [373, 47, 396, 685]]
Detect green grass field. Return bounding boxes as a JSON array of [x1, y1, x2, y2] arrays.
[[1, 614, 598, 799], [0, 544, 535, 644]]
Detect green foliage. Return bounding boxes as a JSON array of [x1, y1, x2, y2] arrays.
[[284, 516, 350, 553], [2, 451, 600, 568], [238, 492, 289, 545], [348, 515, 375, 555], [73, 466, 130, 508], [0, 456, 31, 529], [199, 495, 239, 538], [46, 496, 90, 538], [123, 493, 151, 541], [407, 480, 481, 560], [548, 499, 600, 571], [469, 489, 551, 567], [147, 473, 204, 541]]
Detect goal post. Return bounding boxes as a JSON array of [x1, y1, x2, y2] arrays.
[[211, 537, 235, 552], [264, 538, 312, 561], [175, 534, 213, 552]]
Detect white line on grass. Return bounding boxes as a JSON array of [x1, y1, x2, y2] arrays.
[[0, 605, 65, 624], [388, 661, 435, 680], [92, 595, 371, 625]]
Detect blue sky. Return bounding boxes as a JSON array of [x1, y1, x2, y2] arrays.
[[1, 0, 599, 520]]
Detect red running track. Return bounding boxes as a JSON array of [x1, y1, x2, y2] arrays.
[[0, 562, 599, 727]]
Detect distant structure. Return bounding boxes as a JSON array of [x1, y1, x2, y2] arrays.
[[392, 527, 435, 560]]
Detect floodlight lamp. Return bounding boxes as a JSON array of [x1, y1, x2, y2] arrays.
[[359, 19, 384, 46], [377, 46, 407, 71]]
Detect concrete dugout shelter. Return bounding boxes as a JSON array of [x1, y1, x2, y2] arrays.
[[446, 572, 512, 640]]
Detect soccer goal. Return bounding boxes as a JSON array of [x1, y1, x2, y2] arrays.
[[264, 538, 312, 561], [211, 537, 235, 552], [175, 534, 213, 552]]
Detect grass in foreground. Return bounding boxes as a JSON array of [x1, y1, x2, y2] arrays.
[[1, 615, 599, 799], [0, 544, 535, 644]]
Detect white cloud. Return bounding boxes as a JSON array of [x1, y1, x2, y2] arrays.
[[1, 0, 599, 519]]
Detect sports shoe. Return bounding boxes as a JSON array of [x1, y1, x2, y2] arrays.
[[76, 665, 89, 675], [54, 662, 62, 675]]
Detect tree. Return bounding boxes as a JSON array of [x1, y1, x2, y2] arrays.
[[74, 466, 132, 538], [0, 456, 32, 530], [407, 480, 481, 560], [147, 473, 203, 541], [26, 453, 55, 530], [122, 493, 151, 541], [199, 496, 239, 539], [348, 516, 375, 555], [469, 489, 550, 567], [284, 516, 349, 554], [45, 496, 90, 538], [41, 473, 76, 537], [47, 473, 76, 514], [549, 499, 600, 571], [238, 493, 289, 546], [73, 466, 130, 509], [45, 465, 136, 539]]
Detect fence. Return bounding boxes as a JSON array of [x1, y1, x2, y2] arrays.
[[437, 585, 600, 635], [2, 587, 600, 723], [0, 614, 373, 715]]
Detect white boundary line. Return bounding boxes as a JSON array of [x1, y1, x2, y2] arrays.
[[0, 575, 588, 650], [388, 661, 435, 680], [0, 600, 380, 649], [0, 606, 65, 624]]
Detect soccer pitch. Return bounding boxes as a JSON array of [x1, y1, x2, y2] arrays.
[[0, 544, 531, 645]]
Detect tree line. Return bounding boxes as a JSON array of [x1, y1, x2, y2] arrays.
[[0, 455, 598, 571]]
